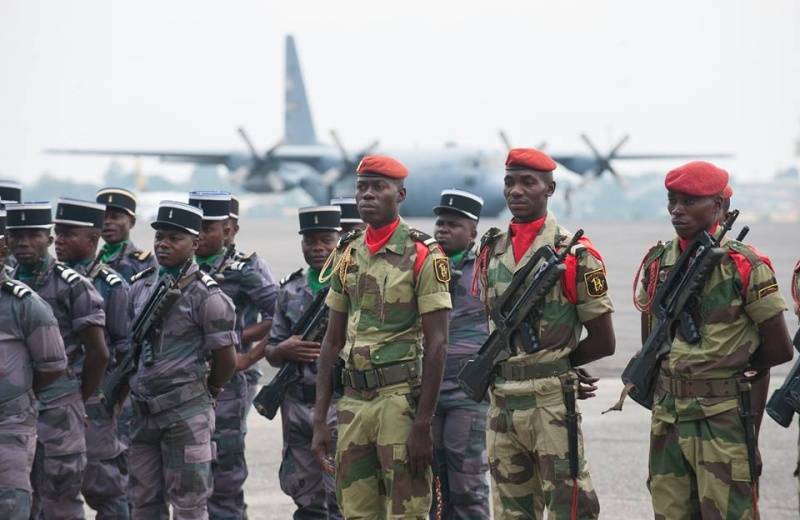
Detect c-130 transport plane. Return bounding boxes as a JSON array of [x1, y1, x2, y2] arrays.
[[49, 35, 728, 217]]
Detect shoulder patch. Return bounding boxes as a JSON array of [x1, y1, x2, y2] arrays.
[[584, 267, 609, 297], [433, 257, 451, 283], [758, 283, 779, 299], [53, 263, 82, 285], [1, 279, 32, 298], [130, 250, 152, 262], [280, 268, 304, 287], [337, 228, 363, 250], [130, 266, 156, 283]]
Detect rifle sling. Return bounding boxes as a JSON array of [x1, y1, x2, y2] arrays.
[[658, 373, 745, 398], [496, 358, 571, 381]]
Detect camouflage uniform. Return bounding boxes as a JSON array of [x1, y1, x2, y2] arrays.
[[791, 259, 800, 512], [479, 214, 611, 519], [198, 251, 277, 520], [72, 261, 132, 518], [271, 268, 341, 519], [100, 240, 157, 283], [127, 264, 238, 520], [13, 255, 106, 520], [326, 220, 453, 519], [431, 250, 490, 519], [0, 278, 67, 520], [637, 237, 786, 519]]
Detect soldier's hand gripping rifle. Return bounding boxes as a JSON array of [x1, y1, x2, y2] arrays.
[[254, 287, 331, 420], [457, 231, 584, 403], [99, 260, 193, 415], [609, 211, 740, 411], [765, 331, 800, 427]]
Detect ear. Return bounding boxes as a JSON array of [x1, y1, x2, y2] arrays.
[[470, 223, 478, 240], [191, 235, 200, 251], [129, 215, 137, 228], [47, 234, 55, 246], [546, 180, 557, 198], [396, 185, 407, 204]]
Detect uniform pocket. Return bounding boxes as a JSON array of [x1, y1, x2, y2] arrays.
[[184, 442, 213, 464], [731, 459, 751, 482]]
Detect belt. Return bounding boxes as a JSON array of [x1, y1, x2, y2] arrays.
[[287, 383, 317, 404], [658, 374, 744, 398], [496, 357, 572, 381], [131, 380, 208, 415], [341, 359, 421, 391]]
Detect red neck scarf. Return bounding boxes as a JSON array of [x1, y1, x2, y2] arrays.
[[509, 215, 546, 263], [365, 218, 401, 255], [678, 222, 719, 252]]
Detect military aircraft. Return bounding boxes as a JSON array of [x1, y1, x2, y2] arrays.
[[48, 35, 729, 217]]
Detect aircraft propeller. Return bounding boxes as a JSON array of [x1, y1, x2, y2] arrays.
[[323, 129, 380, 195], [237, 126, 287, 192], [579, 133, 629, 185]]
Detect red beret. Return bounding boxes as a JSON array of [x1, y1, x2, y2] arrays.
[[356, 155, 408, 179], [722, 184, 733, 199], [505, 148, 557, 173], [664, 161, 728, 197]]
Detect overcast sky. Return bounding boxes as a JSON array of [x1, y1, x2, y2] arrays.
[[1, 0, 798, 185]]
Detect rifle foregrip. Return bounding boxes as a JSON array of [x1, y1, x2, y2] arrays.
[[457, 359, 492, 403]]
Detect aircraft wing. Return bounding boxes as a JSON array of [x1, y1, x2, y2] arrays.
[[46, 148, 246, 169], [611, 153, 733, 160]]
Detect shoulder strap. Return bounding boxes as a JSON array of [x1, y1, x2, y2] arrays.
[[337, 228, 363, 251], [196, 270, 219, 288], [280, 268, 304, 287], [96, 267, 123, 287], [130, 266, 157, 283], [53, 263, 82, 285], [131, 249, 152, 262], [478, 227, 502, 255], [632, 242, 665, 312], [1, 279, 32, 298]]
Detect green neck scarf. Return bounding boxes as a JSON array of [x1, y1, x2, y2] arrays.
[[448, 249, 466, 265], [18, 255, 49, 283], [307, 266, 331, 295], [100, 241, 127, 262], [195, 248, 225, 268], [159, 265, 183, 279]]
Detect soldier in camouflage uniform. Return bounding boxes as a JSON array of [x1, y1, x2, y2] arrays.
[[264, 205, 343, 519], [635, 161, 792, 519], [225, 194, 279, 415], [474, 148, 616, 519], [52, 198, 132, 518], [125, 200, 238, 520], [6, 202, 110, 520], [96, 187, 157, 282], [429, 189, 490, 519], [0, 209, 68, 520], [189, 191, 277, 520], [312, 155, 452, 519]]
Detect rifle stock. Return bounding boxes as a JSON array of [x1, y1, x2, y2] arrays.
[[766, 339, 800, 428]]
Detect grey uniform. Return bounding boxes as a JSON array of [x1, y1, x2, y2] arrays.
[[199, 252, 276, 520], [431, 251, 490, 519], [0, 278, 67, 520], [13, 255, 106, 520], [127, 264, 237, 520], [73, 261, 132, 519], [271, 269, 341, 519], [101, 240, 157, 283]]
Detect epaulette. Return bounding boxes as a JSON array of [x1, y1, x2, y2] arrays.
[[130, 250, 152, 262], [642, 241, 665, 268], [96, 267, 123, 287], [478, 227, 502, 254], [197, 271, 219, 288], [225, 261, 248, 272], [409, 228, 440, 251], [727, 241, 764, 267], [556, 231, 585, 257], [234, 250, 253, 262], [1, 279, 32, 298], [53, 263, 82, 285], [130, 266, 156, 283], [337, 228, 363, 250], [280, 268, 304, 287]]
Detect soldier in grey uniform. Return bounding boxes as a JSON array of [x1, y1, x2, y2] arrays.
[[0, 180, 22, 269], [126, 200, 237, 520], [430, 189, 490, 519], [6, 202, 109, 520], [0, 209, 68, 520], [96, 187, 157, 282], [225, 195, 279, 414], [265, 205, 342, 519], [330, 197, 364, 234], [189, 191, 276, 520], [52, 198, 132, 519]]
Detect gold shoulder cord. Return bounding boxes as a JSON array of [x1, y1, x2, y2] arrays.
[[318, 247, 352, 285]]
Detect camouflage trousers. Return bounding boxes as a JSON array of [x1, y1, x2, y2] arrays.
[[83, 397, 130, 519], [487, 384, 599, 520], [430, 388, 490, 520], [648, 407, 759, 519], [31, 396, 88, 520], [129, 406, 216, 520], [0, 394, 37, 520], [279, 390, 341, 519], [336, 388, 431, 519], [209, 373, 248, 520]]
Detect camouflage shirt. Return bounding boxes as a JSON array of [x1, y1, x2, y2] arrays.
[[269, 269, 320, 386], [101, 240, 157, 283], [72, 261, 131, 363], [480, 213, 614, 398], [441, 250, 488, 391], [0, 277, 67, 432], [637, 237, 787, 421], [129, 263, 238, 401], [13, 255, 106, 405], [326, 219, 452, 371]]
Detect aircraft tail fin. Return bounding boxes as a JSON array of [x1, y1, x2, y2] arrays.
[[284, 35, 317, 145]]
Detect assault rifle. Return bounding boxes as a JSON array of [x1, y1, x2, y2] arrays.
[[617, 211, 740, 410], [765, 331, 800, 427], [254, 287, 330, 419], [99, 260, 192, 415], [458, 231, 584, 402]]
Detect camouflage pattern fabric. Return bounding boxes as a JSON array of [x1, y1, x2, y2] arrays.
[[431, 251, 490, 519], [791, 259, 800, 513], [637, 237, 787, 518], [73, 261, 132, 518], [13, 255, 106, 519], [479, 214, 611, 519], [326, 220, 452, 518], [0, 278, 66, 520], [270, 271, 341, 518], [101, 240, 157, 283], [128, 263, 237, 519], [200, 251, 276, 519]]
